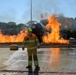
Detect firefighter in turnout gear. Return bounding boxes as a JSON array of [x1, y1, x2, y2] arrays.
[[22, 28, 40, 72]]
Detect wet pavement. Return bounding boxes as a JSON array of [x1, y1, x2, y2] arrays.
[[0, 47, 76, 75]]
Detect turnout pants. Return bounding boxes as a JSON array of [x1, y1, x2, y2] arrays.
[[27, 49, 39, 67]]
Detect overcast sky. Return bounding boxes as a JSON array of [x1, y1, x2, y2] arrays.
[[0, 0, 76, 24]]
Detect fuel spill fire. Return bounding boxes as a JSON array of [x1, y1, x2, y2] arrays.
[[42, 15, 69, 44], [0, 14, 69, 44], [0, 28, 28, 43]]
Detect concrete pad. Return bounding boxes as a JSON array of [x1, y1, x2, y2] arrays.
[[0, 48, 15, 69], [0, 47, 76, 73]]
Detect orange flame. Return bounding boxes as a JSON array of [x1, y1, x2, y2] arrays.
[[42, 15, 69, 44], [0, 28, 28, 43]]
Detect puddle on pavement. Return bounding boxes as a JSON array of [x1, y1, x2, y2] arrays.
[[0, 47, 76, 71]]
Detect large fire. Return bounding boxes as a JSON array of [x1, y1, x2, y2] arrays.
[[42, 15, 69, 44], [0, 15, 69, 44], [0, 28, 28, 43]]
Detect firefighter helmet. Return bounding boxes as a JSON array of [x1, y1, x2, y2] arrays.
[[28, 28, 32, 32]]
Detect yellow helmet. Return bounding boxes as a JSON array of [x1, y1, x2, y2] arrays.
[[28, 28, 32, 32]]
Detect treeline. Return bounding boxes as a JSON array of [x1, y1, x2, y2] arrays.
[[0, 22, 27, 35]]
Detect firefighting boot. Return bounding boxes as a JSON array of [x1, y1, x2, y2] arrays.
[[34, 66, 40, 73], [26, 66, 32, 69], [28, 68, 33, 73], [26, 66, 33, 73]]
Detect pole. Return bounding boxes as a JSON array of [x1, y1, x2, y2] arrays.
[[31, 0, 32, 21]]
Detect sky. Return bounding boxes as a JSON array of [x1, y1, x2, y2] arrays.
[[0, 0, 76, 24]]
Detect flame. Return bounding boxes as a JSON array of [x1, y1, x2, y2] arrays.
[[42, 15, 69, 44], [0, 28, 28, 43]]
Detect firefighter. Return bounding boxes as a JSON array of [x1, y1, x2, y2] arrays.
[[22, 28, 40, 72]]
